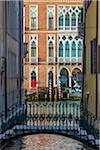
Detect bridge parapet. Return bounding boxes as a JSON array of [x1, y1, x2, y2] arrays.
[[0, 100, 99, 149]]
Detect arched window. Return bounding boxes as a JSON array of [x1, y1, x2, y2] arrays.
[[65, 13, 70, 27], [78, 41, 82, 57], [31, 41, 36, 57], [31, 16, 36, 29], [49, 41, 54, 57], [59, 41, 63, 57], [31, 71, 36, 88], [30, 6, 37, 29], [60, 68, 69, 87], [48, 13, 54, 29], [59, 14, 63, 28], [48, 71, 53, 86], [71, 13, 76, 26], [72, 68, 82, 89], [65, 41, 70, 57], [78, 12, 81, 25], [72, 41, 76, 57]]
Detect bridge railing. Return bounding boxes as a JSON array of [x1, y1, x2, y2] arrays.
[[0, 100, 99, 148], [80, 110, 99, 139], [0, 101, 26, 134], [26, 101, 80, 119]]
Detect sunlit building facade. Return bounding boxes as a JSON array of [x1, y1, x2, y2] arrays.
[[83, 0, 100, 119], [24, 0, 83, 94]]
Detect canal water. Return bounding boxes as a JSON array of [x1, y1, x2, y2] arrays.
[[2, 134, 94, 150]]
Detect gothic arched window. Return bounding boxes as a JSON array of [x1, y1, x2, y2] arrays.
[[49, 41, 54, 57], [78, 41, 82, 57], [30, 6, 37, 29], [65, 41, 70, 57], [59, 14, 64, 28], [48, 71, 53, 86], [78, 12, 81, 25], [31, 71, 36, 88], [59, 41, 63, 57], [48, 13, 54, 29], [65, 13, 70, 27], [72, 41, 76, 57], [72, 13, 76, 26], [31, 41, 36, 57]]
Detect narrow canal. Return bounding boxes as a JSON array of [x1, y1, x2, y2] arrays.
[[2, 134, 94, 150]]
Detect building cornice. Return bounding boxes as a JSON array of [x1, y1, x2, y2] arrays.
[[25, 0, 83, 5], [29, 0, 82, 2]]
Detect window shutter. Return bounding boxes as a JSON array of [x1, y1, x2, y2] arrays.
[[90, 39, 97, 74], [97, 45, 100, 73], [93, 39, 97, 73]]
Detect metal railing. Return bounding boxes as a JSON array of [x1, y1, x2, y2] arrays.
[[0, 100, 99, 148]]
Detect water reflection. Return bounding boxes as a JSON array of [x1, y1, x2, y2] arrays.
[[2, 134, 94, 150]]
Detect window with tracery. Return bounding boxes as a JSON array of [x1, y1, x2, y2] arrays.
[[71, 13, 76, 26], [30, 5, 38, 29], [65, 13, 70, 27], [78, 41, 82, 57], [72, 41, 76, 57], [31, 71, 36, 88], [59, 41, 63, 57], [30, 35, 38, 58], [58, 5, 82, 31], [47, 35, 55, 58], [47, 6, 55, 29], [65, 41, 70, 57], [31, 41, 36, 57], [58, 35, 82, 59], [59, 13, 64, 29], [49, 41, 54, 57]]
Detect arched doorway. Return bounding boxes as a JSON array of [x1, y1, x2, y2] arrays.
[[72, 68, 82, 91], [31, 71, 36, 88], [59, 68, 69, 91]]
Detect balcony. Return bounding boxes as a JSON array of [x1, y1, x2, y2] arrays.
[[72, 57, 76, 64], [48, 57, 55, 64], [31, 57, 38, 64], [58, 57, 82, 64], [59, 26, 78, 32], [65, 57, 71, 64], [78, 57, 82, 64], [58, 57, 64, 64]]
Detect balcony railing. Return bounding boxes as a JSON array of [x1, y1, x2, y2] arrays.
[[59, 26, 78, 32], [48, 57, 55, 64], [72, 57, 76, 63], [65, 57, 71, 64], [78, 57, 82, 64], [58, 57, 64, 63], [58, 57, 76, 64], [31, 57, 38, 64]]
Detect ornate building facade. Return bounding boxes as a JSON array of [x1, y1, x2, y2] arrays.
[[24, 0, 83, 94]]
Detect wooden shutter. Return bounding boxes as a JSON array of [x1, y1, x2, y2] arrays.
[[90, 39, 97, 74], [93, 39, 97, 73], [97, 45, 100, 73]]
